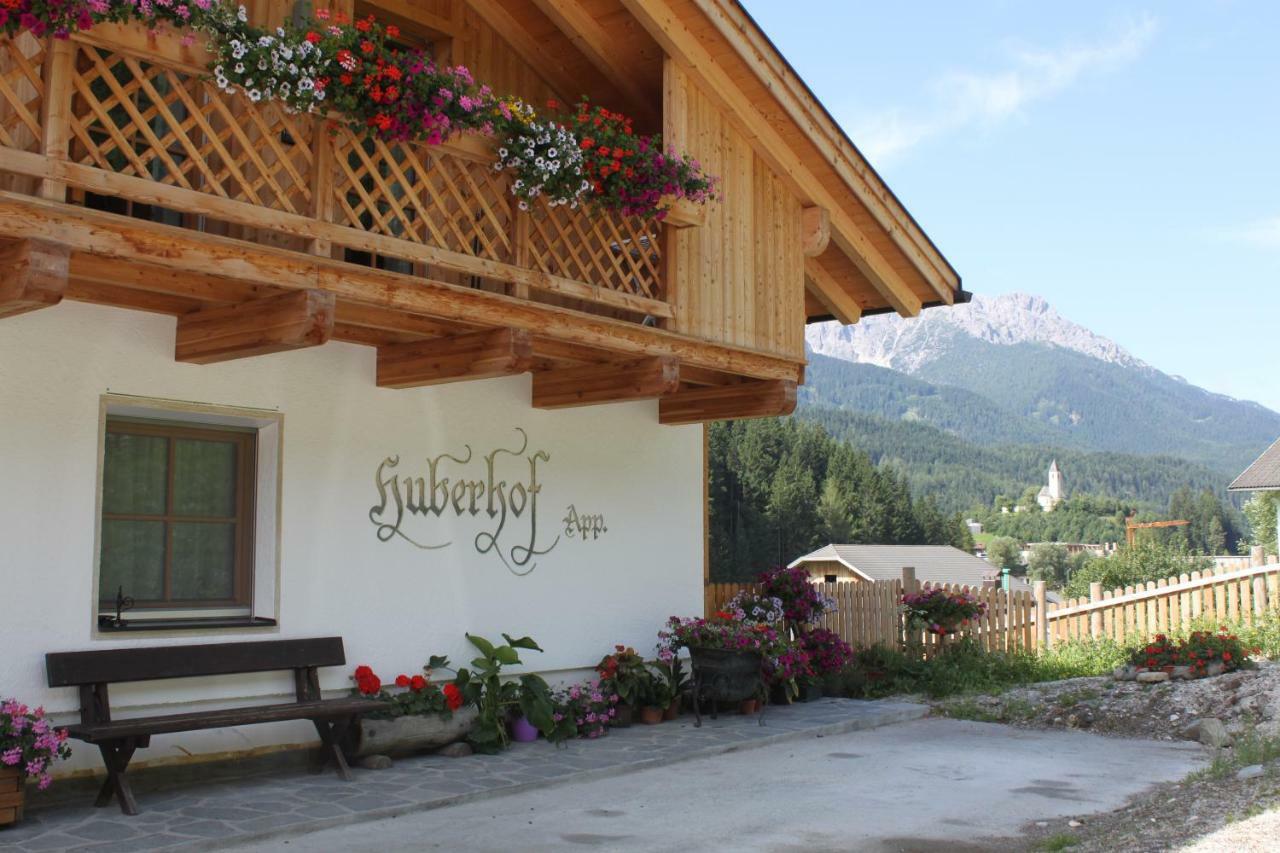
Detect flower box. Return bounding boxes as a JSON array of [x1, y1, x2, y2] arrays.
[[342, 706, 477, 759], [0, 767, 23, 826], [71, 21, 215, 73], [661, 197, 706, 229], [688, 646, 763, 705]]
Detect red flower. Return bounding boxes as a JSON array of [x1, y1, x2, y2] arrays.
[[410, 674, 427, 691], [353, 665, 381, 696], [1223, 652, 1232, 661], [395, 674, 411, 688], [385, 24, 400, 38], [305, 31, 321, 44], [355, 16, 371, 31], [360, 40, 375, 54], [443, 683, 464, 711]]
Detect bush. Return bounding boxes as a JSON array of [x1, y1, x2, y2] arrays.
[[1062, 540, 1213, 598]]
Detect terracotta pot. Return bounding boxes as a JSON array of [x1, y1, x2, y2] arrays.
[[738, 698, 759, 715], [639, 706, 664, 725], [0, 767, 23, 826], [612, 703, 633, 728], [662, 698, 680, 721]]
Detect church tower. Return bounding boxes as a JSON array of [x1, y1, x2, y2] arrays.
[[1048, 459, 1063, 502]]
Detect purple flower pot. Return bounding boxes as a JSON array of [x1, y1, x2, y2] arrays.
[[510, 715, 539, 743]]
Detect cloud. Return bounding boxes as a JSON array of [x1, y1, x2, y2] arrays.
[[1222, 217, 1280, 249], [853, 14, 1158, 163]]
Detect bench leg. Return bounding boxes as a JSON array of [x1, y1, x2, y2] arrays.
[[95, 738, 142, 815], [312, 718, 354, 782]]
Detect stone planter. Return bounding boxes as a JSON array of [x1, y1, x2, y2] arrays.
[[342, 706, 477, 759], [0, 767, 23, 826], [688, 646, 764, 727]]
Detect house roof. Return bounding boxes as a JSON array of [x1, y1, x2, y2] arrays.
[[789, 544, 997, 588], [1230, 436, 1280, 491]]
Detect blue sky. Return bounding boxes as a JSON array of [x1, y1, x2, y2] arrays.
[[744, 1, 1280, 411]]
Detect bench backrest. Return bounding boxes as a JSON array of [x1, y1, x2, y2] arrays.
[[46, 637, 347, 687]]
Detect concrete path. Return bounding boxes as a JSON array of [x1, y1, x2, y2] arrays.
[[234, 719, 1208, 853]]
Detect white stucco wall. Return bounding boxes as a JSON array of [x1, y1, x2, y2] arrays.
[[0, 301, 704, 773]]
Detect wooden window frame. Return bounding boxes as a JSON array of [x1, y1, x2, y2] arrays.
[[100, 418, 257, 610]]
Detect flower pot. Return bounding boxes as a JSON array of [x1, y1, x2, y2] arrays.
[[639, 706, 664, 725], [689, 646, 765, 727], [797, 681, 823, 703], [342, 706, 478, 759], [662, 698, 680, 721], [738, 698, 759, 715], [612, 703, 633, 728], [0, 768, 23, 827], [510, 715, 540, 743]]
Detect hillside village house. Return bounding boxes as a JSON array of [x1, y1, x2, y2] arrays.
[[791, 545, 1000, 588], [1231, 436, 1280, 552], [0, 0, 961, 777]]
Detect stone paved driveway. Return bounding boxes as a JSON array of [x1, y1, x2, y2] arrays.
[[0, 699, 926, 852]]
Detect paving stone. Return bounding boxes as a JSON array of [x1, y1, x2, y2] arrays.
[[12, 699, 923, 853]]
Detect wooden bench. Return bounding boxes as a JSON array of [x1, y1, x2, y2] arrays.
[[45, 636, 388, 815]]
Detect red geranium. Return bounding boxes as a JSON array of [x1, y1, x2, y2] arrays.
[[353, 665, 381, 696], [395, 674, 411, 688], [410, 674, 427, 691], [443, 683, 464, 711]]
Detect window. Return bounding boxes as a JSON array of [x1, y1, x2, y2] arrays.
[[99, 418, 256, 612], [824, 574, 838, 584]]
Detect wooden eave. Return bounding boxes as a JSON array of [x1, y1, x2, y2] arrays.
[[0, 195, 803, 412], [617, 0, 961, 322]]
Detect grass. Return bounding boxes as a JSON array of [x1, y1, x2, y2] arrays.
[[1033, 834, 1080, 851], [1194, 728, 1280, 780], [821, 610, 1280, 703], [937, 696, 1038, 724]]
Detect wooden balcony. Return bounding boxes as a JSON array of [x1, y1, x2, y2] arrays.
[[0, 25, 802, 422]]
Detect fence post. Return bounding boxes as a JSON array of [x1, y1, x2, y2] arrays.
[[900, 567, 916, 652], [1252, 545, 1266, 567], [1089, 581, 1103, 639], [38, 37, 75, 201], [1034, 580, 1049, 651]]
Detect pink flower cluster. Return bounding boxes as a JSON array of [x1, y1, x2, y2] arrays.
[[1, 699, 71, 791]]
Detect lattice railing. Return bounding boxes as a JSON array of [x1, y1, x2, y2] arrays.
[[528, 202, 663, 301], [0, 33, 45, 154], [0, 29, 668, 316], [68, 43, 314, 214], [330, 128, 513, 262]]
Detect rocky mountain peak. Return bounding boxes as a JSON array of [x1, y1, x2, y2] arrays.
[[806, 291, 1146, 373]]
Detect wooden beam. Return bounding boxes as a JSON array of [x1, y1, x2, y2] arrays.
[[804, 257, 860, 325], [532, 356, 679, 408], [619, 0, 923, 317], [659, 379, 797, 425], [528, 0, 659, 128], [801, 206, 829, 257], [0, 239, 69, 318], [175, 290, 335, 364], [0, 191, 803, 381], [465, 0, 601, 109], [376, 328, 533, 388]]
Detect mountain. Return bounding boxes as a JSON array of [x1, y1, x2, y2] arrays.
[[803, 292, 1280, 477]]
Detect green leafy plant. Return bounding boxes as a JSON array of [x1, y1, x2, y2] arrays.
[[452, 633, 556, 753]]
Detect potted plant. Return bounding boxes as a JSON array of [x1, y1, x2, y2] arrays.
[[452, 633, 558, 753], [596, 645, 649, 727], [638, 672, 669, 725], [343, 659, 474, 759], [1, 699, 71, 826], [796, 628, 854, 701], [548, 680, 618, 742], [758, 566, 834, 634], [901, 588, 986, 638], [651, 655, 688, 720], [660, 612, 775, 726]]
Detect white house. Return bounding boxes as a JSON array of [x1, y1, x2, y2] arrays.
[[0, 0, 963, 778], [1230, 436, 1280, 553]]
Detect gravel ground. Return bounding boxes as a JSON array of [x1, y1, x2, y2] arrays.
[[936, 661, 1280, 741], [934, 661, 1280, 851]]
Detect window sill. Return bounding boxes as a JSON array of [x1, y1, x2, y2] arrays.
[[96, 616, 278, 633]]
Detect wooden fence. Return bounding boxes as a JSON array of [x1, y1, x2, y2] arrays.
[[706, 568, 1038, 656], [1046, 558, 1280, 645], [706, 551, 1280, 655]]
